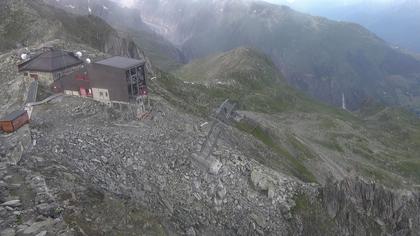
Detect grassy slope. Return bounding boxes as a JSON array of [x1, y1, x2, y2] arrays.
[[176, 47, 345, 115], [162, 47, 420, 187], [169, 1, 420, 110], [127, 29, 184, 71]]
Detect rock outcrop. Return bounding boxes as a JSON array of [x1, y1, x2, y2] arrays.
[[322, 178, 420, 235]]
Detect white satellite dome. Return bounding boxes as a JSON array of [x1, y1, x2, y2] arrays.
[[20, 53, 28, 60], [75, 51, 83, 58], [85, 58, 92, 64]]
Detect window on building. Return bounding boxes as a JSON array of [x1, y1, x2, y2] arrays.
[[105, 92, 108, 97], [24, 72, 28, 76], [100, 92, 103, 97]]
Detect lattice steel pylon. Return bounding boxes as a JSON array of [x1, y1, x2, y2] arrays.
[[192, 99, 237, 174]]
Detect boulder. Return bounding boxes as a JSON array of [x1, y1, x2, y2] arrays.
[[21, 218, 53, 235], [1, 200, 21, 207], [250, 169, 277, 198], [0, 228, 15, 236], [186, 227, 196, 236], [216, 185, 227, 199], [35, 231, 47, 236], [36, 203, 62, 218]]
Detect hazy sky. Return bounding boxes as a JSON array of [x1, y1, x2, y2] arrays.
[[265, 0, 398, 8], [115, 0, 401, 9], [117, 0, 136, 8]]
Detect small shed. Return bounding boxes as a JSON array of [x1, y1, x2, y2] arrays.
[[0, 110, 30, 133]]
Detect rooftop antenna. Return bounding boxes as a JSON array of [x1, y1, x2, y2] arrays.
[[20, 53, 28, 60], [75, 51, 83, 58]]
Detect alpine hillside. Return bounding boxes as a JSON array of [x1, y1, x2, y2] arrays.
[[1, 0, 420, 235], [173, 47, 420, 186], [137, 0, 420, 112], [42, 0, 186, 71], [297, 0, 420, 54]]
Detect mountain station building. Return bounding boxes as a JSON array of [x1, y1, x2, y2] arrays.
[[51, 56, 147, 106], [18, 48, 84, 86]]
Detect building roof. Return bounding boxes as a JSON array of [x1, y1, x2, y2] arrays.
[[18, 49, 83, 73], [94, 56, 145, 70], [0, 110, 27, 122]]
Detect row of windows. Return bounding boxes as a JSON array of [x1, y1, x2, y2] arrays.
[[99, 91, 108, 97]]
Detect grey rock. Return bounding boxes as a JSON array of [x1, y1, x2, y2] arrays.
[[216, 185, 227, 199], [0, 228, 15, 236], [186, 227, 196, 236], [22, 218, 53, 235], [12, 211, 21, 216], [251, 213, 267, 229], [36, 203, 62, 218], [35, 231, 47, 236], [143, 184, 152, 192], [1, 200, 21, 207]]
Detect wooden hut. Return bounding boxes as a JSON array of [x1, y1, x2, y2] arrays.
[[0, 110, 30, 133]]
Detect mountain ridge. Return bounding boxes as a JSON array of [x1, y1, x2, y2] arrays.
[[303, 0, 420, 53], [172, 46, 420, 185], [42, 0, 186, 71], [136, 0, 420, 111]]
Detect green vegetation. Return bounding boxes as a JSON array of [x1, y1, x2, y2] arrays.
[[286, 133, 318, 160], [63, 188, 165, 236], [396, 161, 420, 181], [175, 47, 352, 116], [312, 133, 344, 153], [162, 0, 420, 110], [291, 193, 337, 235], [236, 120, 317, 183], [165, 47, 420, 185]]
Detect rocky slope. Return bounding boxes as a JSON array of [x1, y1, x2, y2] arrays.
[[0, 0, 152, 116], [42, 0, 186, 71], [136, 0, 420, 111], [2, 0, 420, 235], [2, 72, 420, 235], [2, 68, 420, 235], [174, 47, 420, 187], [0, 0, 148, 60], [292, 177, 420, 235]]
